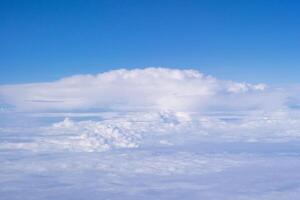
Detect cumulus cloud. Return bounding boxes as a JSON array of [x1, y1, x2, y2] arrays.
[[0, 68, 278, 112], [2, 110, 300, 152]]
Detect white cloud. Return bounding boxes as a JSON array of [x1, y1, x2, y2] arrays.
[[0, 68, 273, 112], [1, 68, 300, 199], [2, 110, 300, 152], [1, 67, 299, 153]]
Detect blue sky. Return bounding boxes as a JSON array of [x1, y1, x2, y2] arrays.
[[1, 0, 300, 84]]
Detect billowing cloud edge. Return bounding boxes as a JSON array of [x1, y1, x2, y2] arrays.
[[0, 67, 279, 112]]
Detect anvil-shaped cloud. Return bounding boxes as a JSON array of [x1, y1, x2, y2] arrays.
[[0, 68, 294, 112]]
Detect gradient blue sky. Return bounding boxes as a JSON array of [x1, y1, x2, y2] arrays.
[[1, 0, 300, 84]]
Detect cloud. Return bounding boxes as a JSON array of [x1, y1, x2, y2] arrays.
[[2, 110, 300, 152], [0, 68, 275, 112], [1, 68, 300, 200]]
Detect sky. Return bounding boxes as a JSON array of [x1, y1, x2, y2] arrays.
[[1, 0, 300, 84]]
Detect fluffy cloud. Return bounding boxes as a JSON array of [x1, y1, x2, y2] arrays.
[[2, 110, 300, 152], [0, 68, 275, 112], [1, 68, 300, 200]]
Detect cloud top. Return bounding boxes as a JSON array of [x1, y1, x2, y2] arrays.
[[0, 68, 269, 112]]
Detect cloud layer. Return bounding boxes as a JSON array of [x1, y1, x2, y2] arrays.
[[1, 68, 300, 200], [2, 110, 300, 152], [0, 68, 275, 112]]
